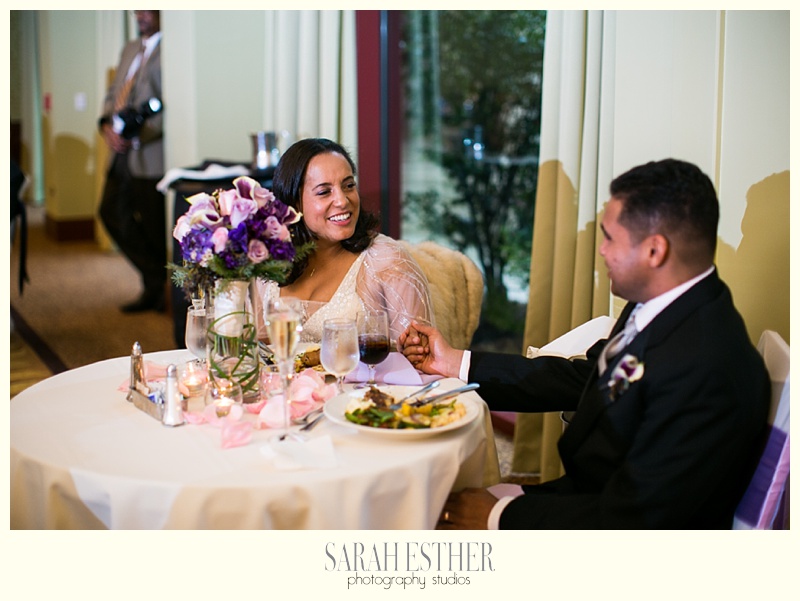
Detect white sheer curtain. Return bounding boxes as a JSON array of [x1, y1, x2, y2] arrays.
[[514, 10, 616, 482], [261, 10, 358, 155]]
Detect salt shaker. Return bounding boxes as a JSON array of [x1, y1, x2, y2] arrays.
[[162, 364, 185, 427]]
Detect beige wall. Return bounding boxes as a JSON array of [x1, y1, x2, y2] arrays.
[[611, 10, 789, 345], [161, 11, 269, 170], [716, 11, 790, 345], [36, 11, 105, 220]]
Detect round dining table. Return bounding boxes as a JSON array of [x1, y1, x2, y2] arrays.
[[10, 349, 500, 529]]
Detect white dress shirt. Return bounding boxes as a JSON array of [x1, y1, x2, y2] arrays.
[[124, 32, 162, 80]]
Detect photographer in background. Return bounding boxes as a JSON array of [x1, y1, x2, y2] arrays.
[[98, 10, 166, 313]]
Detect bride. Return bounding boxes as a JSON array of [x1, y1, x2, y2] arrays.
[[255, 138, 434, 344]]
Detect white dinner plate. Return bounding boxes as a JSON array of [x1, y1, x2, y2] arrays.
[[323, 385, 480, 439]]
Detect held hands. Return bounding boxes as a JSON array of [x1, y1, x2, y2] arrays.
[[399, 320, 463, 379]]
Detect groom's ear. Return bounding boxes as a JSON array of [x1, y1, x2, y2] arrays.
[[644, 234, 669, 268]]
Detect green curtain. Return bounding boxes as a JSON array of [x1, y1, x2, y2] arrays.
[[514, 10, 614, 482]]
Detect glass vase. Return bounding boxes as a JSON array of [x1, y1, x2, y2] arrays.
[[207, 279, 261, 403]]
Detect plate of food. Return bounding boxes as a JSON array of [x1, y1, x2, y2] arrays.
[[259, 342, 327, 374], [294, 345, 326, 373], [323, 384, 480, 438]]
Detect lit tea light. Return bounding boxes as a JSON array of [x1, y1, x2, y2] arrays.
[[180, 362, 208, 398], [205, 378, 243, 418], [214, 396, 233, 418]]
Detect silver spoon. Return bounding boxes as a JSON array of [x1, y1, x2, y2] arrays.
[[390, 383, 479, 410], [280, 412, 325, 441]]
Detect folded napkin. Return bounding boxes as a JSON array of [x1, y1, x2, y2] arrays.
[[526, 315, 615, 359], [117, 361, 169, 391], [260, 435, 337, 470], [344, 352, 426, 386], [156, 163, 250, 194]]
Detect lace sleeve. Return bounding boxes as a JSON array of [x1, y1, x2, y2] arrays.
[[356, 234, 435, 342]]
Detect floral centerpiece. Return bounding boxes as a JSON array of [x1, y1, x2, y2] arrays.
[[171, 176, 312, 400], [172, 175, 307, 295]]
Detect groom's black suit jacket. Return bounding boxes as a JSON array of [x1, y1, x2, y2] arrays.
[[470, 270, 770, 529]]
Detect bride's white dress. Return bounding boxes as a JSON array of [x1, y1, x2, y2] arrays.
[[257, 234, 434, 343]]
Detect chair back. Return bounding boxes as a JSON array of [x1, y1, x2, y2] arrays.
[[732, 330, 790, 529], [526, 315, 615, 359], [401, 241, 484, 349]]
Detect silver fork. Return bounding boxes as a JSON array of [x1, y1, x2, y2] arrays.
[[280, 411, 325, 441], [299, 412, 325, 432], [292, 406, 323, 425]]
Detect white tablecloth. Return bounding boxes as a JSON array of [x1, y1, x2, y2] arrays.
[[10, 350, 499, 529]]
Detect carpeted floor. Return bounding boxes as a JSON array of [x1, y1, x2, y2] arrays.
[[9, 327, 54, 398], [9, 205, 535, 484], [9, 206, 177, 374]]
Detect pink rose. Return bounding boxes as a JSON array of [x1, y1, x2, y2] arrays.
[[172, 214, 191, 241], [229, 197, 258, 229], [265, 216, 292, 241], [253, 186, 275, 209], [211, 227, 229, 253], [217, 189, 238, 217], [247, 239, 269, 263]]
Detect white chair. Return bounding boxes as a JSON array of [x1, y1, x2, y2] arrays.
[[401, 241, 484, 349], [732, 330, 790, 529], [526, 315, 615, 359]]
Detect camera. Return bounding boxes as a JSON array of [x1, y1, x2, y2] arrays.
[[112, 97, 162, 139]]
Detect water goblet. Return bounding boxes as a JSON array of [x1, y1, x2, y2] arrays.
[[185, 304, 209, 367], [320, 318, 360, 394], [356, 310, 390, 388]]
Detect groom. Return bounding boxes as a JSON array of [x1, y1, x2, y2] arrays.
[[401, 158, 770, 529]]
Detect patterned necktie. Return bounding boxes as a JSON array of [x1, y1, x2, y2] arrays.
[[598, 306, 640, 375], [114, 43, 146, 113]]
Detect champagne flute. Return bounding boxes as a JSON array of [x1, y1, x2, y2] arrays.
[[320, 318, 359, 394], [357, 310, 390, 388], [264, 296, 304, 435]]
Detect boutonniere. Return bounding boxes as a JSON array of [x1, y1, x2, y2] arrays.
[[607, 354, 644, 401]]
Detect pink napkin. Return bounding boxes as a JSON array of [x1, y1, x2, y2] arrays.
[[117, 361, 169, 391], [344, 352, 427, 385]]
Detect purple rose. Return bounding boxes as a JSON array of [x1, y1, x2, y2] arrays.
[[228, 197, 258, 229]]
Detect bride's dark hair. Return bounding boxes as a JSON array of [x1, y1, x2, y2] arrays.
[[272, 138, 380, 284]]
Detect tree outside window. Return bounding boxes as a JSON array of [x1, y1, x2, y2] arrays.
[[401, 10, 546, 351]]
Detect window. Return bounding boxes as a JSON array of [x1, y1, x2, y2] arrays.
[[399, 10, 546, 351]]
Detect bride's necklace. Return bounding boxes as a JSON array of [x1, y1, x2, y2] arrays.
[[306, 249, 339, 279]]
